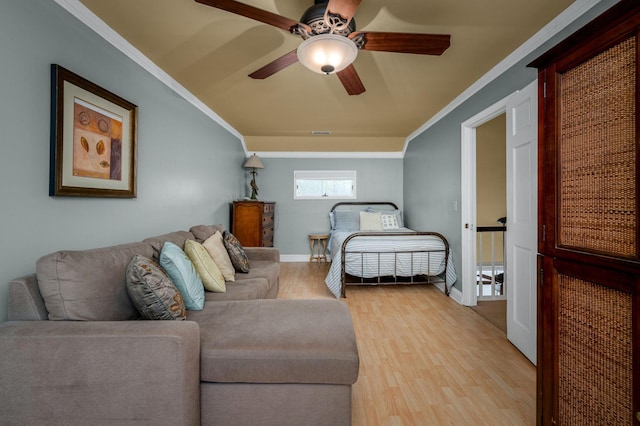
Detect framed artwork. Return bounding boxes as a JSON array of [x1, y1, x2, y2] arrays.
[[50, 64, 137, 197]]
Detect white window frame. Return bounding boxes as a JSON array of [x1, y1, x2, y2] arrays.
[[293, 170, 357, 200]]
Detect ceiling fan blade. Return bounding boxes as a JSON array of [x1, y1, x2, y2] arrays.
[[249, 50, 299, 79], [326, 0, 362, 26], [350, 32, 451, 55], [336, 64, 365, 96], [195, 0, 305, 32]]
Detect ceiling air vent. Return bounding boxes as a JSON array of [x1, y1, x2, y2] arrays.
[[311, 130, 332, 135]]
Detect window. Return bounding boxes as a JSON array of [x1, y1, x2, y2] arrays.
[[294, 170, 357, 200]]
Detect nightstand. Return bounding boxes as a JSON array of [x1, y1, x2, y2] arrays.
[[308, 233, 329, 263]]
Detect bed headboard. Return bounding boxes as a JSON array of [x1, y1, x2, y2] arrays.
[[330, 201, 399, 212], [329, 202, 404, 231]]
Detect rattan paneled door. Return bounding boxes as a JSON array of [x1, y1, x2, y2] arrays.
[[530, 1, 640, 424]]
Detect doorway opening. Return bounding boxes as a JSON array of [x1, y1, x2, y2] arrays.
[[460, 97, 508, 307], [467, 113, 508, 333], [476, 114, 507, 302]]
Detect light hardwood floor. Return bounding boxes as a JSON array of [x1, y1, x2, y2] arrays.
[[277, 262, 536, 426]]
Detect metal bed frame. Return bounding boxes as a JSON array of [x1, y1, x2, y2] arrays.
[[331, 202, 451, 298]]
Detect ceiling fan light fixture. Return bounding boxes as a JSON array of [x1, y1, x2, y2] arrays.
[[297, 34, 358, 75]]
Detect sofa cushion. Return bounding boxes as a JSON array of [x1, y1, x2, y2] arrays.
[[242, 247, 280, 263], [36, 242, 154, 321], [189, 299, 359, 385], [0, 320, 200, 425], [203, 277, 270, 301], [189, 224, 226, 243], [184, 240, 226, 293], [235, 260, 280, 298], [223, 231, 250, 273], [126, 255, 186, 320], [143, 231, 194, 261], [202, 232, 235, 282], [159, 242, 205, 311]]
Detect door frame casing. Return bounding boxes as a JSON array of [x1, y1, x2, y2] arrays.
[[460, 97, 509, 306]]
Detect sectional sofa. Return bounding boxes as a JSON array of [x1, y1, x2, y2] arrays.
[[0, 224, 360, 426]]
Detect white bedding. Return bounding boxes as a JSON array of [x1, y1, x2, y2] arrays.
[[325, 228, 457, 298]]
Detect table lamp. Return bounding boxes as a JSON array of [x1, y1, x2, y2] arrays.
[[243, 154, 264, 200]]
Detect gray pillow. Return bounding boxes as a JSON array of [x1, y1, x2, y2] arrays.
[[142, 231, 194, 261], [126, 255, 186, 320], [333, 210, 360, 231], [222, 231, 250, 273], [189, 224, 226, 243]]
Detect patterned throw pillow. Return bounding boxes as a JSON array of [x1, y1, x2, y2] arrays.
[[159, 242, 205, 310], [366, 208, 404, 227], [222, 231, 250, 273], [126, 255, 186, 320], [381, 213, 400, 230], [184, 240, 226, 293]]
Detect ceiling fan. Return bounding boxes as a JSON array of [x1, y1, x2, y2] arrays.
[[195, 0, 451, 95]]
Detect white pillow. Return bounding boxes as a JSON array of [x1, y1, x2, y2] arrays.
[[381, 213, 400, 230], [203, 232, 235, 282], [359, 211, 383, 231]]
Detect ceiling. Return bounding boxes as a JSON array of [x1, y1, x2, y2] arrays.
[[78, 0, 575, 153]]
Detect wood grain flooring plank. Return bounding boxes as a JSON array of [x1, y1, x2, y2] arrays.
[[277, 262, 535, 425]]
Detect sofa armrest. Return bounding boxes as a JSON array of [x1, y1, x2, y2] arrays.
[[244, 247, 280, 263], [0, 320, 200, 426], [8, 274, 48, 321]]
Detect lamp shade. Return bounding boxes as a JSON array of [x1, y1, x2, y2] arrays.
[[243, 154, 264, 169], [297, 34, 359, 75]]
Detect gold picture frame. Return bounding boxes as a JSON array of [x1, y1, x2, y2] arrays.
[[50, 64, 137, 197]]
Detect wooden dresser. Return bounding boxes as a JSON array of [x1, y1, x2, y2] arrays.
[[231, 201, 275, 247]]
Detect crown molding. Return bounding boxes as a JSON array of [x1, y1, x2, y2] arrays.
[[404, 0, 604, 152], [53, 0, 604, 160], [52, 0, 245, 150]]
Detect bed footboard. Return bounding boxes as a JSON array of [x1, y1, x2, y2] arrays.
[[339, 231, 451, 298]]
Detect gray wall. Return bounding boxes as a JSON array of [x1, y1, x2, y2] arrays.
[[0, 0, 245, 321], [0, 0, 621, 321], [403, 0, 620, 290], [255, 158, 404, 256]]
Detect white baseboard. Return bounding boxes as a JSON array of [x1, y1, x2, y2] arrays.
[[432, 280, 464, 305], [449, 286, 464, 305], [280, 254, 331, 262]]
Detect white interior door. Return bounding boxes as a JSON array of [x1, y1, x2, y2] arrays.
[[505, 80, 537, 364]]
